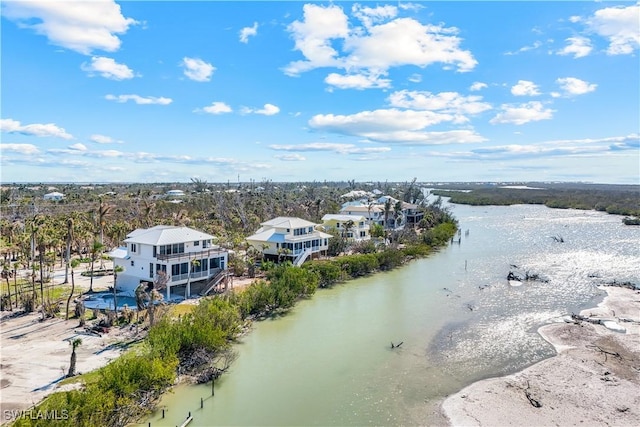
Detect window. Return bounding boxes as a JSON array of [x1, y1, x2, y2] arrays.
[[149, 263, 153, 278], [194, 241, 200, 246], [171, 264, 180, 276], [153, 246, 157, 257], [309, 226, 313, 232], [130, 243, 137, 253], [181, 263, 189, 275], [130, 260, 135, 267]]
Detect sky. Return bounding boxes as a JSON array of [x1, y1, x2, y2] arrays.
[[1, 0, 639, 184]]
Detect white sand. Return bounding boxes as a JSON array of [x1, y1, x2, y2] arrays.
[[441, 286, 640, 426], [0, 269, 138, 425]]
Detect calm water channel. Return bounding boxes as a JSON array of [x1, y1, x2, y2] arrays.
[[144, 202, 639, 426]]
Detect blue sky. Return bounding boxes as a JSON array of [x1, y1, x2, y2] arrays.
[[1, 1, 639, 184]]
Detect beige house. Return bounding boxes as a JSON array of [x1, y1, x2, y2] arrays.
[[321, 214, 370, 241], [246, 217, 332, 266]]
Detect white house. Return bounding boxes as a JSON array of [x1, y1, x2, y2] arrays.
[[111, 225, 229, 300], [340, 197, 424, 229], [321, 214, 370, 241], [165, 189, 185, 197], [43, 192, 64, 201], [246, 217, 332, 266]]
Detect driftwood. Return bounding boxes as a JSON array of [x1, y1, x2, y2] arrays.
[[604, 280, 638, 290], [587, 344, 622, 362], [524, 380, 542, 408], [391, 341, 403, 349]]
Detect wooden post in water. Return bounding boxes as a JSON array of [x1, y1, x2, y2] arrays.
[[212, 377, 215, 396], [201, 397, 203, 409], [162, 409, 165, 418]]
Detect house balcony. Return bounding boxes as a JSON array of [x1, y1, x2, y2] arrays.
[[156, 247, 227, 262]]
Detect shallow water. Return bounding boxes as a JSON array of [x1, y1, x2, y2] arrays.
[[145, 203, 639, 426]]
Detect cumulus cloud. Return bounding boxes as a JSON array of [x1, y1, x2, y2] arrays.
[[239, 22, 258, 43], [90, 134, 123, 144], [511, 80, 541, 96], [81, 56, 136, 80], [557, 36, 592, 58], [197, 102, 233, 115], [284, 4, 477, 84], [0, 143, 40, 155], [105, 94, 173, 105], [269, 142, 391, 154], [0, 118, 73, 139], [555, 77, 597, 96], [181, 57, 215, 82], [505, 41, 542, 55], [470, 82, 487, 91], [308, 109, 485, 144], [387, 90, 492, 116], [585, 3, 639, 55], [408, 73, 422, 83], [1, 0, 137, 54], [325, 72, 391, 89], [242, 104, 280, 115], [490, 101, 555, 125], [68, 143, 87, 151]]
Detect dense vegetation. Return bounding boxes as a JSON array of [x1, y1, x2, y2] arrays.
[[430, 182, 640, 219]]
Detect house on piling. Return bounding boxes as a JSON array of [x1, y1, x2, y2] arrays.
[[246, 216, 331, 266], [111, 225, 229, 300]]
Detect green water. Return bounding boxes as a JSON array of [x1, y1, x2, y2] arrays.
[[143, 204, 639, 426]]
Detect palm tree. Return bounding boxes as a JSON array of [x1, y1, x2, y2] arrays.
[[63, 217, 74, 284], [1, 263, 12, 311], [344, 220, 355, 242], [88, 240, 105, 293], [67, 338, 82, 377], [112, 265, 124, 315], [393, 201, 403, 229], [97, 199, 113, 246], [65, 259, 80, 320], [383, 199, 392, 229]]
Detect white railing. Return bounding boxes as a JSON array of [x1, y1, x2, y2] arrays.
[[293, 247, 313, 267]]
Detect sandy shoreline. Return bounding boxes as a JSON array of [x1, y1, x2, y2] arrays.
[[440, 285, 640, 426]]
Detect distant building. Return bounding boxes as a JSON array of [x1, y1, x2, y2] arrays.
[[111, 225, 229, 300], [246, 217, 331, 266], [43, 192, 64, 201], [165, 189, 185, 197]]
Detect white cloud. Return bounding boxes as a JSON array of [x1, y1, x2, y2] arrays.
[[325, 72, 391, 89], [352, 4, 398, 29], [269, 142, 391, 154], [0, 118, 73, 139], [505, 41, 542, 55], [470, 82, 488, 91], [1, 0, 137, 54], [555, 77, 597, 96], [275, 154, 306, 161], [387, 90, 492, 115], [585, 3, 640, 55], [90, 134, 123, 144], [511, 80, 540, 96], [285, 4, 350, 75], [105, 94, 173, 105], [408, 73, 422, 83], [68, 143, 87, 151], [284, 4, 476, 79], [81, 56, 136, 80], [181, 57, 215, 82], [0, 143, 40, 155], [557, 36, 592, 58], [239, 22, 258, 43], [198, 102, 233, 115], [490, 101, 555, 125], [243, 104, 280, 115], [308, 109, 485, 144]]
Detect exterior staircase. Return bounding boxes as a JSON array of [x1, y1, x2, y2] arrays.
[[293, 248, 313, 267], [200, 269, 229, 296]]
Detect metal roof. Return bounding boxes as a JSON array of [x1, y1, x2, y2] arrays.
[[259, 216, 318, 229], [124, 225, 215, 246]]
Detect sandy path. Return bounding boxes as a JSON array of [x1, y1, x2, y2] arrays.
[[441, 286, 640, 426], [0, 267, 137, 425]]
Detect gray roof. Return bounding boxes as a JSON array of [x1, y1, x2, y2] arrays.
[[260, 216, 318, 229], [124, 225, 215, 246]]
